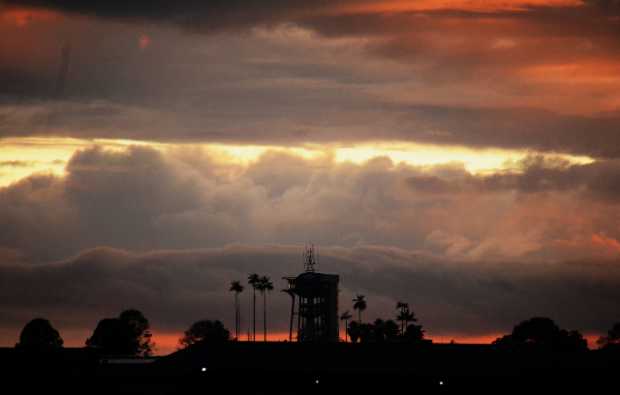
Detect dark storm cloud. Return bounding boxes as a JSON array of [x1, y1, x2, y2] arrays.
[[1, 245, 619, 342]]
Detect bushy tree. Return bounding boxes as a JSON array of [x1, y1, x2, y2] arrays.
[[372, 319, 400, 342], [597, 322, 620, 349], [348, 319, 424, 343], [402, 323, 425, 343], [493, 317, 587, 352], [119, 309, 154, 356], [179, 320, 230, 348], [16, 318, 63, 350], [86, 309, 153, 356], [86, 318, 135, 355]]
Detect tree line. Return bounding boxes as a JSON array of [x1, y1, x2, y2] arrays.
[[11, 275, 620, 354], [339, 297, 425, 343], [15, 312, 620, 355]]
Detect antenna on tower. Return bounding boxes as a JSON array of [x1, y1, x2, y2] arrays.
[[302, 244, 317, 272], [54, 41, 71, 99]]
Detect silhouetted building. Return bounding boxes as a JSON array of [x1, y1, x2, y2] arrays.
[[284, 246, 339, 342]]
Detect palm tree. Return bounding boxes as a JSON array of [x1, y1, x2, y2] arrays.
[[396, 302, 415, 336], [229, 281, 244, 340], [248, 273, 260, 341], [340, 311, 352, 342], [352, 295, 367, 323], [257, 276, 274, 342]]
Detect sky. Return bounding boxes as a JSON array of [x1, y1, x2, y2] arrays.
[[1, 0, 620, 354]]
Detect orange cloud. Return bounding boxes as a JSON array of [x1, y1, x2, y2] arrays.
[[1, 8, 59, 27], [592, 233, 620, 256], [330, 0, 582, 14]]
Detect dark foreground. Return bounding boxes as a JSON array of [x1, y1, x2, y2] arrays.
[[2, 343, 618, 394]]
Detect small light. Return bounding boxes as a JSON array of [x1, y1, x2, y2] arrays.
[[439, 380, 444, 386], [201, 367, 207, 372], [315, 379, 320, 384]]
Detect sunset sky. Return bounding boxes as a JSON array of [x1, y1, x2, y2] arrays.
[[1, 0, 620, 354]]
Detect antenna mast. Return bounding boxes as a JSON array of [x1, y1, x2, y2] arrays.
[[302, 244, 317, 272]]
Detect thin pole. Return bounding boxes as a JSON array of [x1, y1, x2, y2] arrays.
[[289, 295, 295, 342]]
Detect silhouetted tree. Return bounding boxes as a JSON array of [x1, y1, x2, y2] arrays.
[[248, 273, 260, 341], [119, 309, 153, 356], [396, 302, 416, 336], [402, 323, 425, 343], [352, 295, 367, 323], [86, 309, 153, 356], [257, 275, 273, 342], [351, 318, 417, 343], [383, 319, 400, 342], [493, 317, 587, 352], [372, 319, 385, 342], [358, 323, 375, 343], [179, 320, 230, 348], [229, 280, 244, 340], [15, 318, 63, 350], [340, 310, 352, 342], [86, 318, 135, 355], [597, 322, 620, 349], [348, 321, 361, 343]]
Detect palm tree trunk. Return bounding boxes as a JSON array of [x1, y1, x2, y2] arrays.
[[253, 289, 256, 342], [263, 292, 267, 342], [234, 293, 238, 340], [358, 309, 362, 324], [345, 319, 349, 342], [247, 289, 251, 341]]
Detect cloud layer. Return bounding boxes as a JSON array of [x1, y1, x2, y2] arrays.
[[2, 1, 620, 350], [2, 1, 620, 156], [3, 145, 620, 263], [1, 145, 619, 348], [2, 244, 619, 350]]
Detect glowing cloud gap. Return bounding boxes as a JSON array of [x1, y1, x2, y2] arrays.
[[0, 138, 595, 186]]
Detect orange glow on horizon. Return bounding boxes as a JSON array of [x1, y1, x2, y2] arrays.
[[0, 329, 603, 355], [328, 0, 581, 15], [148, 331, 605, 355]]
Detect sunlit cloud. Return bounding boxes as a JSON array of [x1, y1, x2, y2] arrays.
[[0, 137, 595, 186], [330, 142, 593, 173], [0, 137, 80, 185]]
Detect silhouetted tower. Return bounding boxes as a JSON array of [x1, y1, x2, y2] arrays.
[[283, 245, 339, 342]]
